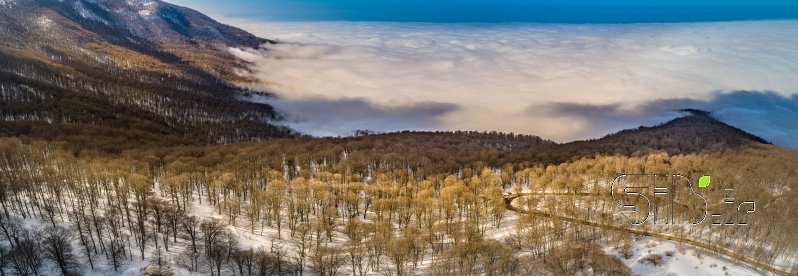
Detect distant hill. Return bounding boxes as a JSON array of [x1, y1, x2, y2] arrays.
[[550, 110, 770, 161], [270, 111, 772, 170]]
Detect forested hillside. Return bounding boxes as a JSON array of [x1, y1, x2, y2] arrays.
[[0, 0, 294, 152], [0, 133, 795, 275]]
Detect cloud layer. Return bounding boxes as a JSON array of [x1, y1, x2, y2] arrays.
[[243, 94, 459, 137], [224, 20, 798, 147]]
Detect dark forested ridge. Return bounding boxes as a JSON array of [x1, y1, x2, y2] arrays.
[[553, 109, 771, 162], [199, 111, 770, 176]]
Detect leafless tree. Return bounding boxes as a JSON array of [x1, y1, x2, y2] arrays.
[[8, 238, 42, 276], [182, 215, 201, 254], [231, 248, 255, 276], [107, 237, 127, 272], [309, 245, 345, 276], [0, 216, 22, 248], [200, 218, 226, 257], [41, 226, 80, 276], [0, 243, 10, 276]]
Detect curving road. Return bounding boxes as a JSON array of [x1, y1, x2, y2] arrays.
[[504, 192, 790, 276]]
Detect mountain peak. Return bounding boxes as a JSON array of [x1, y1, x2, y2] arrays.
[[0, 0, 273, 81], [657, 109, 769, 144], [552, 110, 770, 161], [3, 0, 267, 49]]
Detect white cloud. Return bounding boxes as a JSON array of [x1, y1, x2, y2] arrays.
[[223, 20, 798, 145]]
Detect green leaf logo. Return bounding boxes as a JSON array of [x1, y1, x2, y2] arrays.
[[698, 175, 711, 188]]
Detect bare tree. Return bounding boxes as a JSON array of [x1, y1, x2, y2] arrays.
[[164, 204, 185, 244], [0, 243, 10, 276], [149, 198, 168, 249], [231, 248, 255, 276], [292, 223, 312, 275], [129, 173, 152, 260], [107, 237, 127, 272], [309, 245, 345, 276], [200, 219, 226, 257], [0, 216, 22, 248], [8, 238, 42, 276], [182, 215, 201, 254], [41, 226, 80, 276], [254, 248, 279, 276], [345, 220, 368, 276], [253, 246, 299, 276], [385, 238, 411, 276], [70, 211, 94, 270], [207, 241, 228, 276]]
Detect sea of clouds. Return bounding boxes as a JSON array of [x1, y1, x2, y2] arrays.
[[223, 20, 798, 148]]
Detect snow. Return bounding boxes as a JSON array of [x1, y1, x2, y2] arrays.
[[506, 187, 772, 275], [126, 0, 156, 5], [37, 16, 54, 29], [84, 261, 192, 276], [1, 174, 776, 275], [73, 1, 110, 25], [484, 211, 519, 241], [5, 194, 772, 275], [606, 237, 762, 276], [126, 0, 158, 18]]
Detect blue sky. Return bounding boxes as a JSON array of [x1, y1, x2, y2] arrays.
[[168, 0, 798, 22]]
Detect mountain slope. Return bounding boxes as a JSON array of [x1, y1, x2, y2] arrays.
[[551, 110, 771, 161], [0, 0, 270, 79], [0, 0, 293, 152]]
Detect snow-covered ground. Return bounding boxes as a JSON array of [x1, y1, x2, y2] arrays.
[[606, 237, 762, 276], [3, 177, 774, 275], [507, 190, 770, 276], [163, 188, 770, 275]]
